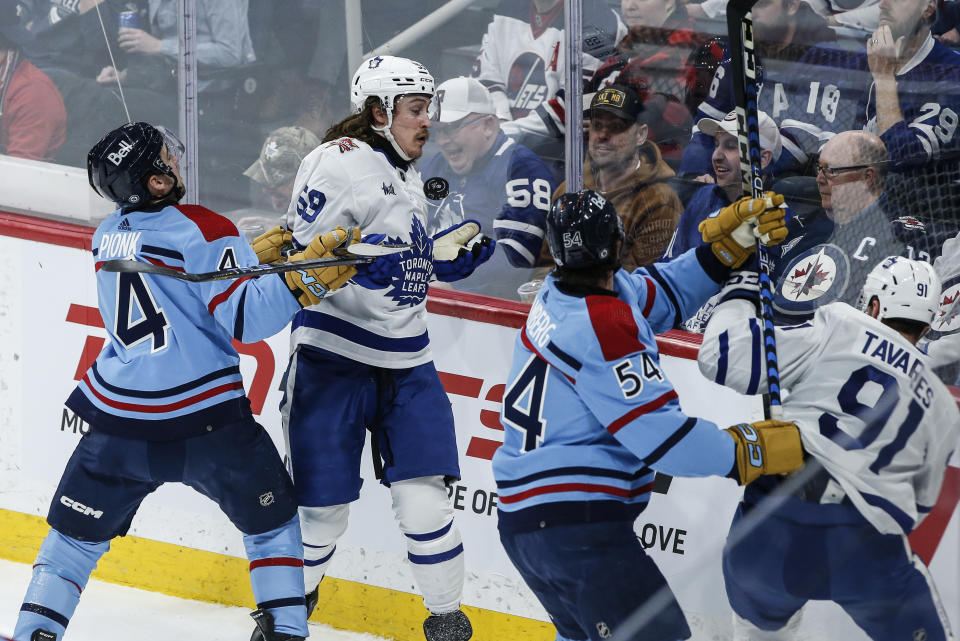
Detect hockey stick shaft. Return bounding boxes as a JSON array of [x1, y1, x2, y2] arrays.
[[101, 254, 374, 282], [727, 0, 783, 419]]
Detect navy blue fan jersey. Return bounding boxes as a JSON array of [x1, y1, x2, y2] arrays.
[[421, 131, 555, 299], [66, 204, 301, 441], [493, 247, 737, 531]]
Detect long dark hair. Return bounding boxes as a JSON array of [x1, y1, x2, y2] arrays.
[[322, 96, 385, 146]]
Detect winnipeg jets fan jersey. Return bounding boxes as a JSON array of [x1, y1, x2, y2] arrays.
[[700, 299, 960, 535], [284, 137, 435, 368], [493, 247, 738, 528], [476, 0, 625, 138], [67, 204, 301, 440]]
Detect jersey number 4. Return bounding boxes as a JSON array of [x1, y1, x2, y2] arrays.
[[115, 272, 169, 352], [502, 355, 550, 453]]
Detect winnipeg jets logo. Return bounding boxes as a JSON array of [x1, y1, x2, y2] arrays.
[[507, 52, 549, 117], [774, 244, 850, 316], [786, 258, 833, 299], [932, 278, 960, 335]]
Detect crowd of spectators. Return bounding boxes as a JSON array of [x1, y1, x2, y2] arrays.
[[3, 0, 960, 310]]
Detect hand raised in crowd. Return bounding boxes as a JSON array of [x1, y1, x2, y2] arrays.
[[118, 27, 163, 55], [867, 24, 905, 79]]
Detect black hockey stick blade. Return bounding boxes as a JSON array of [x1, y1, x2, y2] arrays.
[[101, 254, 374, 283]]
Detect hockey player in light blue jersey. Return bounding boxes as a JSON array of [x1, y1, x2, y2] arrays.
[[12, 121, 366, 641], [493, 189, 801, 641], [700, 256, 960, 640]]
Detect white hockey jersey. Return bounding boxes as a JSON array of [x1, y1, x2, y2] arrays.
[[284, 137, 434, 368], [476, 0, 625, 138], [699, 299, 960, 535]]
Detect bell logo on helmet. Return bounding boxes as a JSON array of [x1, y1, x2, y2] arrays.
[[107, 139, 135, 166]]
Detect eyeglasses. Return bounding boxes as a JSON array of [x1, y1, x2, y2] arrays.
[[814, 162, 873, 179], [432, 115, 490, 140]]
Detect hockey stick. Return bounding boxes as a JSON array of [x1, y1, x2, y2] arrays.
[[100, 243, 408, 283], [727, 0, 783, 420]]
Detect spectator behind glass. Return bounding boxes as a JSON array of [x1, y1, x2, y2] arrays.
[[679, 0, 837, 182], [0, 0, 66, 161], [550, 84, 683, 270], [663, 109, 784, 261], [806, 0, 881, 32], [233, 126, 321, 236], [244, 126, 320, 214], [421, 76, 556, 300], [768, 130, 932, 324], [690, 0, 880, 31], [588, 0, 705, 163], [934, 0, 960, 46], [97, 0, 255, 93], [474, 0, 625, 148]]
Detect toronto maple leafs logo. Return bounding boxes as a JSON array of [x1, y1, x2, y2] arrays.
[[773, 244, 849, 317], [368, 56, 384, 69], [384, 217, 434, 308]]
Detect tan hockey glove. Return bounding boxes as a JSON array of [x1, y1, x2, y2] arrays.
[[251, 225, 294, 264], [699, 193, 788, 268], [284, 226, 361, 306], [725, 419, 805, 485]]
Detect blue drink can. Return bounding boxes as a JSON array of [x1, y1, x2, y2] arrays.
[[118, 10, 139, 30]]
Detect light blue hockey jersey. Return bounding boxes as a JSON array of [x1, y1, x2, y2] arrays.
[[66, 204, 301, 440], [493, 247, 738, 531]]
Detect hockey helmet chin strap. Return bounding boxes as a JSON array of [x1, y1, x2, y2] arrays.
[[373, 96, 414, 162]]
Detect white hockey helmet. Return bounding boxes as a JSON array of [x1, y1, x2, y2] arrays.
[[350, 55, 434, 113], [350, 56, 434, 161], [857, 256, 941, 325]]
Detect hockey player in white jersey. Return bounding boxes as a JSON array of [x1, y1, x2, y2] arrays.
[[699, 256, 960, 641], [264, 56, 494, 641]]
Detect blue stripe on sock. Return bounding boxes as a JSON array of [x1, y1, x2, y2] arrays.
[[408, 543, 464, 565]]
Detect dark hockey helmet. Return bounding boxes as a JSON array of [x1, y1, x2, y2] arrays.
[[87, 121, 177, 206], [546, 189, 625, 269]]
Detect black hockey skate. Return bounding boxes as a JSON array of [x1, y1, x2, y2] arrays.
[[423, 609, 473, 641], [249, 586, 318, 641], [30, 631, 57, 641], [248, 609, 306, 641]]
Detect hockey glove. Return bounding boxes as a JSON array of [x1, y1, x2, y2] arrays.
[[351, 233, 403, 289], [432, 219, 496, 282], [284, 226, 361, 306], [699, 193, 788, 268], [725, 420, 805, 486], [251, 225, 294, 265]]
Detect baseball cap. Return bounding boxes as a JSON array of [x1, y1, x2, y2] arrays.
[[0, 0, 33, 48], [244, 126, 320, 188], [590, 84, 645, 123], [698, 109, 783, 161], [434, 77, 495, 123]]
